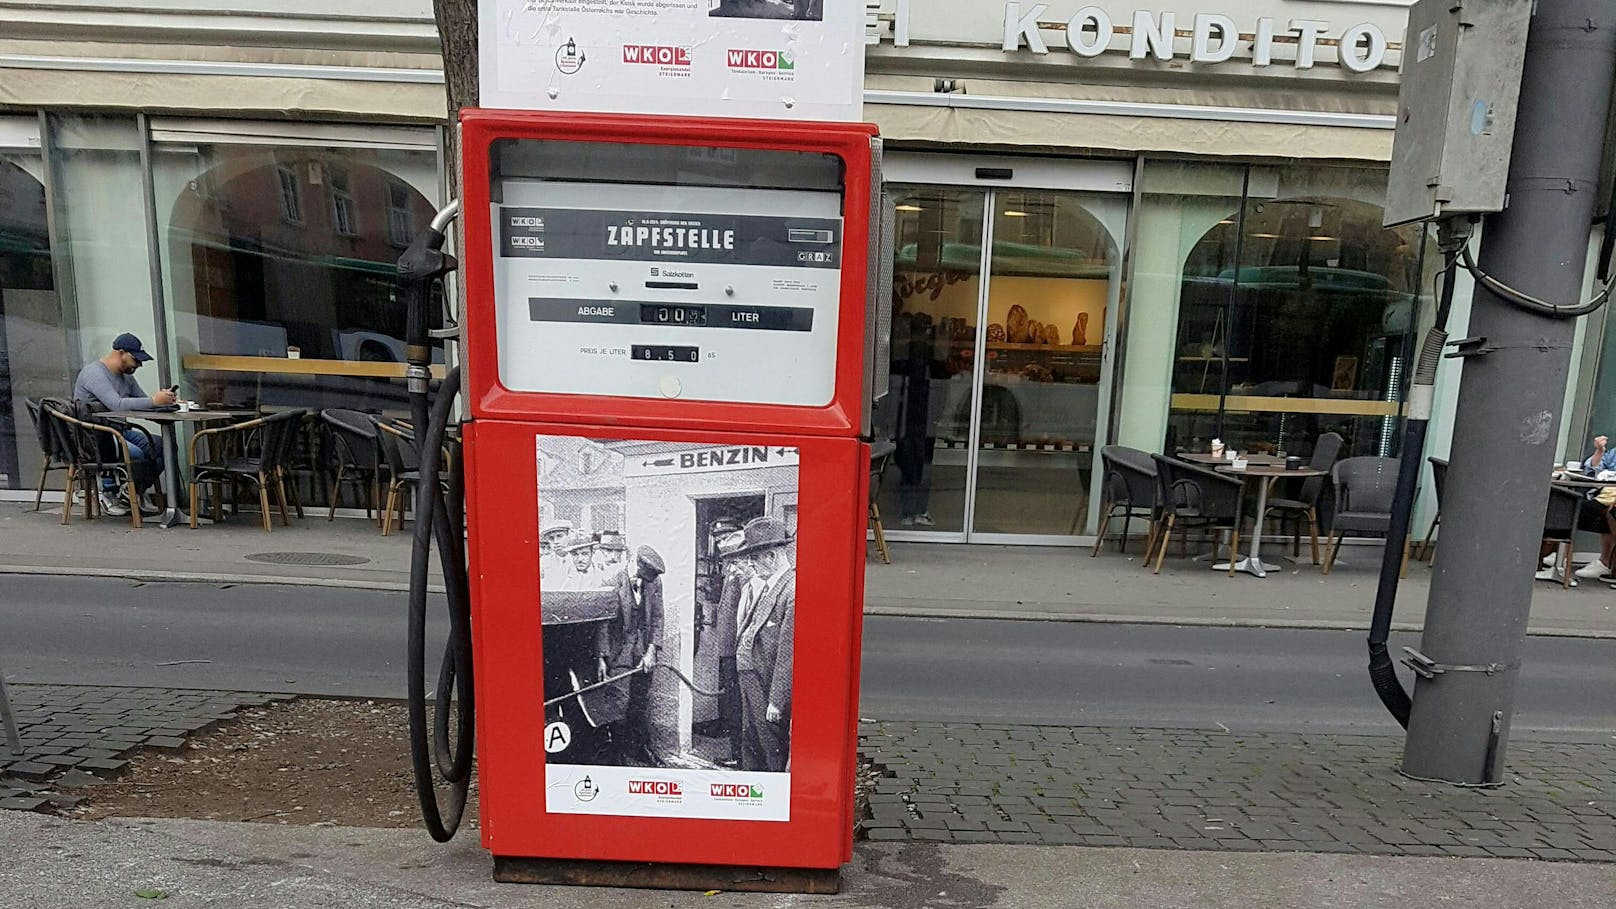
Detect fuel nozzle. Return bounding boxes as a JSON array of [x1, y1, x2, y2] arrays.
[[398, 200, 461, 392]]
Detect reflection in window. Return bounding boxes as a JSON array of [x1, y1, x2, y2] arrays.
[[1168, 192, 1430, 458], [276, 163, 303, 224], [329, 166, 358, 238], [387, 181, 414, 248], [164, 146, 438, 416], [0, 157, 65, 492]]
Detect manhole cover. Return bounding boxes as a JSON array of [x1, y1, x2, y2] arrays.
[[245, 552, 371, 567]]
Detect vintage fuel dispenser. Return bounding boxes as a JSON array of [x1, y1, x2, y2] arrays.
[[400, 110, 887, 892]]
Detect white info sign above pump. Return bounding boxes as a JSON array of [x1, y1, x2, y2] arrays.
[[479, 0, 865, 121], [493, 181, 845, 406]]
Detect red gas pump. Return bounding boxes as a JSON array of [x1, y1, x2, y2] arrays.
[[401, 110, 886, 892]]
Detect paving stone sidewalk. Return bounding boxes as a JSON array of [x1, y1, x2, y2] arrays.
[[0, 685, 287, 812], [860, 721, 1616, 863]]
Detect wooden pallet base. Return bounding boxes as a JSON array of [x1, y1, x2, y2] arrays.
[[492, 856, 842, 894]]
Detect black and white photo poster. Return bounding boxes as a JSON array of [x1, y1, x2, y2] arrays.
[[537, 433, 798, 821]]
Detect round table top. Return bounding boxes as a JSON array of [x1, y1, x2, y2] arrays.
[[1216, 464, 1329, 478], [117, 409, 257, 422]]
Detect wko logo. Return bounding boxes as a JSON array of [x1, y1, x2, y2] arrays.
[[623, 45, 690, 66], [726, 49, 794, 71], [710, 783, 764, 799], [627, 780, 682, 796]]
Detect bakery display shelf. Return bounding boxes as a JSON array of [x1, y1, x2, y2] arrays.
[[950, 341, 1103, 353]]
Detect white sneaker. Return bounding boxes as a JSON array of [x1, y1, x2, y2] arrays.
[[1574, 559, 1610, 580], [912, 513, 935, 527], [138, 491, 163, 516], [900, 515, 917, 527], [98, 491, 130, 516], [1542, 553, 1557, 568]]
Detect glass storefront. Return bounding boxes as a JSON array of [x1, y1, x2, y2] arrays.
[[0, 118, 1459, 545], [150, 132, 441, 418], [1, 113, 443, 512], [0, 140, 63, 493], [1155, 163, 1436, 460], [880, 175, 1126, 540]]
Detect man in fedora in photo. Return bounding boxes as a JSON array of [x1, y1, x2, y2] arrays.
[[71, 332, 174, 517], [728, 516, 796, 773]]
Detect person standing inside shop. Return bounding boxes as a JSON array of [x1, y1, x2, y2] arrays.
[[71, 333, 174, 517], [894, 309, 947, 527], [729, 517, 795, 773]]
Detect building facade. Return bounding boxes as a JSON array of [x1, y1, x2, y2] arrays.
[[0, 0, 1607, 545]]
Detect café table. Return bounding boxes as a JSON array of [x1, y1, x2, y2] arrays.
[[1214, 462, 1330, 578], [115, 408, 257, 528]]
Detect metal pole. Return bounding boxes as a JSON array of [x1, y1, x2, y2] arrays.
[[0, 659, 22, 756], [1402, 0, 1616, 784]]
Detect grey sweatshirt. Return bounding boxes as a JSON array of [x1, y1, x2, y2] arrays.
[[73, 361, 153, 412]]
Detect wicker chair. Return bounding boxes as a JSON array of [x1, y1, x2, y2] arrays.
[[1323, 456, 1405, 576], [1092, 446, 1159, 557], [1261, 431, 1344, 565], [1146, 454, 1246, 575], [188, 409, 306, 531], [37, 397, 146, 528]]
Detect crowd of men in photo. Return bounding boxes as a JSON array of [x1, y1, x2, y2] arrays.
[[539, 516, 795, 773]]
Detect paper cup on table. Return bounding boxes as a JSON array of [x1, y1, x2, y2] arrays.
[[1232, 458, 1249, 470], [286, 346, 301, 359]]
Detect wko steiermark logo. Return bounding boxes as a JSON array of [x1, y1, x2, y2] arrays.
[[710, 783, 764, 800], [623, 45, 690, 67], [628, 780, 682, 797], [726, 49, 794, 71]]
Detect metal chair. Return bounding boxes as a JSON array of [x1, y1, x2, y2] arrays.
[[24, 398, 74, 513], [1417, 456, 1448, 561], [868, 439, 896, 564], [38, 397, 145, 528], [188, 409, 306, 531], [1323, 456, 1405, 576], [1146, 454, 1246, 575], [321, 408, 382, 524], [1092, 445, 1159, 557], [1261, 431, 1344, 565], [1542, 484, 1583, 589]]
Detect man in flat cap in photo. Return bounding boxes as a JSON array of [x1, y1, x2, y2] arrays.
[[728, 516, 796, 772], [601, 545, 666, 765]]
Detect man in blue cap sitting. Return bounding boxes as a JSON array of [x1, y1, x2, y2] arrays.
[[71, 333, 175, 516]]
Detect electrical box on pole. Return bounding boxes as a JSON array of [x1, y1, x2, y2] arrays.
[[1383, 0, 1536, 228]]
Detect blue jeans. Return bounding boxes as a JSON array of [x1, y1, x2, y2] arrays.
[[103, 428, 164, 493]]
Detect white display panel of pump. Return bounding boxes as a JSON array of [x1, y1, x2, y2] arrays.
[[493, 180, 845, 406]]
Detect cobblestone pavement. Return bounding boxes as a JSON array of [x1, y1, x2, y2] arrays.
[[0, 685, 287, 812], [860, 721, 1616, 862]]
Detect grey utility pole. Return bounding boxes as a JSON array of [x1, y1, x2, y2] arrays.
[[1403, 0, 1616, 784]]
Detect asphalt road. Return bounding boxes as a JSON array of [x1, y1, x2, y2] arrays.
[[2, 575, 1613, 738]]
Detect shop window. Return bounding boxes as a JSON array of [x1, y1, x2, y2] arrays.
[[1166, 184, 1432, 459], [0, 157, 65, 493], [158, 143, 439, 509]]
